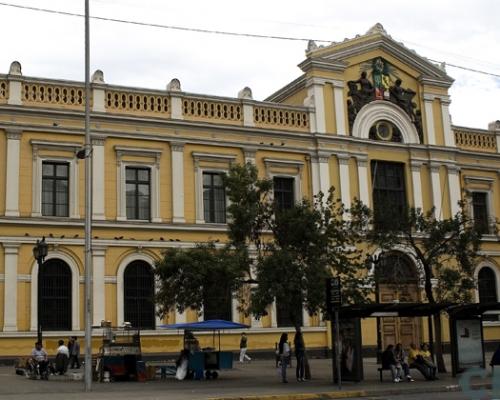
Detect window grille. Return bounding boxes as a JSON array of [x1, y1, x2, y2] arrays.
[[39, 259, 72, 331], [124, 261, 155, 329]]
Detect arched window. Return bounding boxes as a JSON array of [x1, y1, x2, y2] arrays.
[[478, 267, 498, 322], [40, 259, 72, 331], [478, 267, 497, 303], [124, 261, 155, 329]]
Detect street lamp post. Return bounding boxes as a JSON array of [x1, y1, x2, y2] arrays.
[[33, 237, 48, 344]]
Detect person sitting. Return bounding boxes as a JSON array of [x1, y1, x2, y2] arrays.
[[394, 343, 414, 382], [55, 339, 69, 375], [381, 344, 403, 383], [30, 341, 49, 379], [490, 344, 500, 370], [408, 343, 434, 380], [420, 343, 437, 380]]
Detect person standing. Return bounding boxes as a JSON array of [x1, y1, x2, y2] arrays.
[[55, 339, 69, 375], [278, 333, 290, 383], [294, 330, 306, 381], [239, 332, 251, 363], [69, 336, 80, 369]]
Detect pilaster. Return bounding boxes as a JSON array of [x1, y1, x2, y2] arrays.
[[92, 138, 106, 220], [171, 142, 185, 223], [92, 247, 107, 326], [3, 244, 19, 331], [4, 129, 22, 217]]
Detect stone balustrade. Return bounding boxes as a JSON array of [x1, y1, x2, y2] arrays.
[[454, 128, 497, 153]]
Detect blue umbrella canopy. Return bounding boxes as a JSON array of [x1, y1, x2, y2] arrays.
[[160, 319, 249, 330]]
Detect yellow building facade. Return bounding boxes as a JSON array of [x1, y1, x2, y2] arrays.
[[1, 24, 500, 357]]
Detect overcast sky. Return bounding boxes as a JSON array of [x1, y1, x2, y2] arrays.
[[1, 0, 499, 129]]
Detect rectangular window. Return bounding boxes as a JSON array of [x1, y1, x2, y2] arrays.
[[126, 167, 151, 220], [371, 161, 407, 230], [203, 172, 226, 223], [42, 161, 69, 217], [472, 192, 489, 234], [273, 177, 295, 210]]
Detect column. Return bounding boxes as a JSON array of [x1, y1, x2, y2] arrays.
[[171, 142, 185, 223], [167, 79, 183, 120], [447, 165, 461, 216], [4, 129, 22, 217], [91, 70, 106, 112], [270, 301, 278, 328], [302, 307, 310, 328], [318, 153, 331, 197], [243, 148, 256, 165], [7, 61, 22, 105], [175, 309, 187, 324], [151, 154, 162, 222], [3, 244, 19, 331], [430, 164, 443, 219], [338, 154, 351, 209], [423, 94, 436, 145], [92, 138, 105, 220], [310, 156, 321, 197], [410, 161, 424, 211], [441, 98, 455, 147], [333, 81, 346, 135], [231, 295, 240, 323], [92, 247, 106, 326], [356, 155, 370, 207], [306, 78, 326, 134]]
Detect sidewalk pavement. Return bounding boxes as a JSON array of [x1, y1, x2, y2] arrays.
[[0, 356, 490, 400]]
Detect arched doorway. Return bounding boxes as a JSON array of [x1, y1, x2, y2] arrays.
[[124, 260, 155, 329], [39, 259, 72, 331], [376, 252, 421, 348]]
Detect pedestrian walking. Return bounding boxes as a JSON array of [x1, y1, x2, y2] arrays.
[[55, 339, 69, 375], [69, 336, 80, 369], [239, 332, 251, 363]]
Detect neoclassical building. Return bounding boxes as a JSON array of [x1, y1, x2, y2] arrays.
[[1, 23, 499, 356]]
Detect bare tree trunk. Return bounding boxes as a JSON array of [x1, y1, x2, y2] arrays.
[[433, 313, 447, 373]]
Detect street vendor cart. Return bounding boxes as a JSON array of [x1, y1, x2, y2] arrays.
[[95, 322, 144, 382], [160, 319, 248, 379]]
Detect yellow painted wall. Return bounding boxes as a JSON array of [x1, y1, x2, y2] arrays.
[[324, 83, 336, 134], [433, 99, 445, 146], [0, 130, 6, 214]]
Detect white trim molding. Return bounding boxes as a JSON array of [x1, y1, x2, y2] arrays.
[[192, 152, 237, 224], [351, 100, 420, 144], [2, 244, 19, 331], [115, 146, 162, 223], [410, 161, 424, 211], [474, 262, 500, 305], [4, 129, 22, 217], [264, 158, 304, 204], [30, 251, 81, 332], [92, 138, 106, 220], [92, 246, 107, 326], [171, 142, 185, 223], [337, 153, 351, 209], [116, 252, 160, 328], [31, 140, 81, 219]]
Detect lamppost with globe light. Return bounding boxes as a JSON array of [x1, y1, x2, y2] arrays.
[[32, 237, 48, 343]]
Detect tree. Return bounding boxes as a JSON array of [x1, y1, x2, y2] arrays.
[[154, 242, 246, 318], [154, 163, 273, 319], [250, 189, 373, 330], [368, 202, 484, 372]]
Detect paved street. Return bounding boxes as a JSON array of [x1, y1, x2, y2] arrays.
[[355, 393, 489, 400], [0, 356, 495, 400]]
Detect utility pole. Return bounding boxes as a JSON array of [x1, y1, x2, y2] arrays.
[[84, 0, 93, 391]]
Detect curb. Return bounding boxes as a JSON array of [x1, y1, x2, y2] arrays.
[[208, 382, 478, 400], [208, 392, 367, 400]]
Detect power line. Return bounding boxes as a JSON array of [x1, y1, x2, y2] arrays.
[[0, 1, 332, 43], [1, 1, 500, 79]]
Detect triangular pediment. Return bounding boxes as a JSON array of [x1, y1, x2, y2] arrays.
[[301, 23, 453, 85]]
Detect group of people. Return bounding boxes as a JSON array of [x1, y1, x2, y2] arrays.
[[277, 331, 307, 384], [382, 342, 437, 383], [29, 337, 80, 378]]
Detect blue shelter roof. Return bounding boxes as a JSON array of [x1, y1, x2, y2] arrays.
[[160, 319, 249, 330]]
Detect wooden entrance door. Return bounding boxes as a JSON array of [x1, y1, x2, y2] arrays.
[[379, 283, 421, 348]]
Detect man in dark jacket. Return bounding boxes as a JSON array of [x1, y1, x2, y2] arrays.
[[381, 344, 402, 382]]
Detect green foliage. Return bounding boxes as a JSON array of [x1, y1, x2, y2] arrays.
[[154, 242, 246, 317], [250, 188, 373, 326]]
